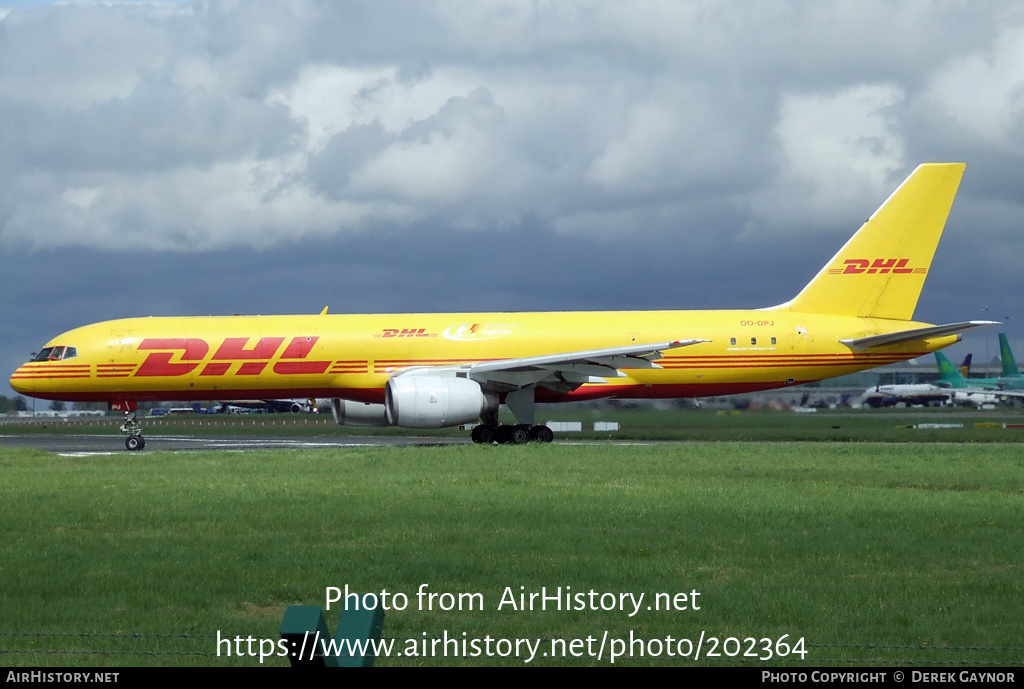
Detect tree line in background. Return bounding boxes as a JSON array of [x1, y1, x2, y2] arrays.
[[0, 395, 29, 414], [0, 396, 79, 413], [1, 398, 160, 414]]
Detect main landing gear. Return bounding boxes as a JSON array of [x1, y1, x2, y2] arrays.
[[470, 424, 554, 445], [470, 387, 553, 444], [120, 411, 146, 451]]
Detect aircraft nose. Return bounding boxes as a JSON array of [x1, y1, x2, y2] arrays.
[[9, 365, 34, 395]]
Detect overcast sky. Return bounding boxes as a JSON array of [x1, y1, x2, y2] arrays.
[[3, 1, 1024, 398]]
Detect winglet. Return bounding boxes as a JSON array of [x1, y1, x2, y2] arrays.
[[320, 306, 329, 315]]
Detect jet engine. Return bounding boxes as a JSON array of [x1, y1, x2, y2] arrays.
[[330, 399, 390, 427], [385, 375, 496, 428]]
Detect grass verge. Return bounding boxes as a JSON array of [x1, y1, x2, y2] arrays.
[[1, 443, 1021, 666]]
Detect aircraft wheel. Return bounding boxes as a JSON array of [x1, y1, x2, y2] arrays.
[[471, 425, 496, 444], [126, 435, 145, 451], [530, 425, 554, 443], [510, 425, 531, 445], [496, 425, 514, 444]]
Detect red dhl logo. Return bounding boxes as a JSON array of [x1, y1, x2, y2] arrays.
[[829, 259, 926, 275], [374, 328, 437, 338], [135, 336, 330, 377]]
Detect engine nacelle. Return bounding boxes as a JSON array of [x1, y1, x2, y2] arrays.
[[385, 375, 495, 428], [330, 398, 390, 427]]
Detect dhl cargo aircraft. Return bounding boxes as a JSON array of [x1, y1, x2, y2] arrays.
[[10, 163, 995, 449]]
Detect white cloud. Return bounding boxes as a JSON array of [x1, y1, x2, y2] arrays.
[[267, 65, 464, 151], [0, 2, 182, 110], [1, 0, 1023, 257], [922, 23, 1024, 149], [2, 159, 393, 251], [745, 83, 906, 237]]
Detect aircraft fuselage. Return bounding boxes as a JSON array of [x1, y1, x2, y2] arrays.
[[11, 310, 956, 405]]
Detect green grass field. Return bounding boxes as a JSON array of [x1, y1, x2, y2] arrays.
[[1, 441, 1021, 666]]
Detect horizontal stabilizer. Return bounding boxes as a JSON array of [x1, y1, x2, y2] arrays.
[[840, 321, 998, 350]]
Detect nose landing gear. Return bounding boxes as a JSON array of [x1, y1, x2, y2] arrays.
[[120, 411, 146, 451]]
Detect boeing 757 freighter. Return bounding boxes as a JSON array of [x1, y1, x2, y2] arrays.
[[10, 163, 994, 448]]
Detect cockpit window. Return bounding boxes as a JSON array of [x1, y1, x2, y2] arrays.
[[31, 346, 76, 361]]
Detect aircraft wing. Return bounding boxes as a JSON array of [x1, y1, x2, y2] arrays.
[[457, 339, 709, 390], [933, 380, 1000, 390], [955, 387, 1024, 399], [840, 321, 998, 350]]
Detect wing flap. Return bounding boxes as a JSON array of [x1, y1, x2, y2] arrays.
[[468, 339, 708, 374], [466, 339, 708, 387]]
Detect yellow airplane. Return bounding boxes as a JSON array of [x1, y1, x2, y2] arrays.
[[10, 163, 995, 449]]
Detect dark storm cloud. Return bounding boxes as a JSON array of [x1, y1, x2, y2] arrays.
[[3, 0, 1024, 394], [0, 90, 299, 174]]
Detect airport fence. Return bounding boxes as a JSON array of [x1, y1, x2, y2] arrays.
[[0, 416, 337, 430]]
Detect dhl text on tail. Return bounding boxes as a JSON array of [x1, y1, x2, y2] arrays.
[[10, 163, 996, 448]]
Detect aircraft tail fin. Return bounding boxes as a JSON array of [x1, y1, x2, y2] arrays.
[[998, 333, 1023, 378], [935, 351, 966, 383], [959, 353, 972, 378], [781, 163, 966, 320]]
